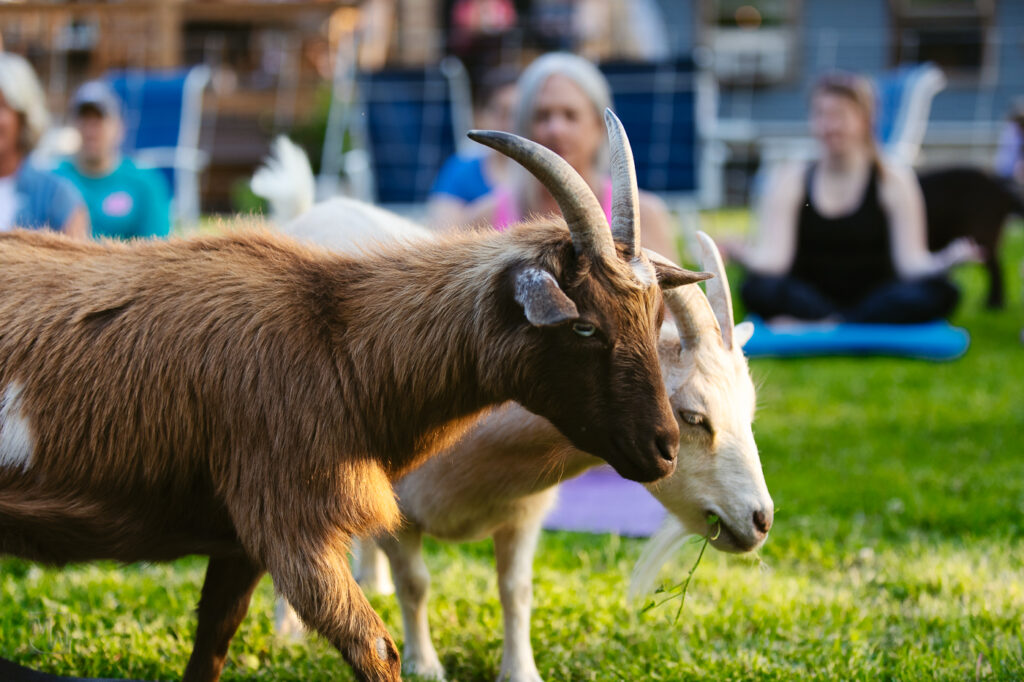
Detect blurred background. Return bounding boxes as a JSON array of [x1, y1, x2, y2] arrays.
[[2, 0, 1021, 224], [2, 5, 1023, 679]]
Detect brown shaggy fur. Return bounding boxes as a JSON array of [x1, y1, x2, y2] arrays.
[[0, 220, 684, 682]]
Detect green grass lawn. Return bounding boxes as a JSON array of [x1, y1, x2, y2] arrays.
[[3, 218, 1023, 681]]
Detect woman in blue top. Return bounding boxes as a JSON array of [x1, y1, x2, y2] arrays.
[[0, 52, 88, 237], [426, 66, 518, 229], [734, 72, 980, 324]]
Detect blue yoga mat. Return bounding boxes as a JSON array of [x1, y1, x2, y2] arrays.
[[742, 317, 970, 361]]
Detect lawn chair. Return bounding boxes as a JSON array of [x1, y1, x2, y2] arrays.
[[874, 62, 946, 167], [320, 56, 472, 215], [105, 66, 211, 227], [599, 57, 721, 251]]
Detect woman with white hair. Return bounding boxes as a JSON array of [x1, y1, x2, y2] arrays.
[[465, 52, 677, 260], [0, 52, 88, 237]]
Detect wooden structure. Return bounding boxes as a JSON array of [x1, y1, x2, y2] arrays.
[[0, 1, 364, 211]]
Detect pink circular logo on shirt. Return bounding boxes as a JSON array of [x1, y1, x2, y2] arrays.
[[102, 191, 133, 217]]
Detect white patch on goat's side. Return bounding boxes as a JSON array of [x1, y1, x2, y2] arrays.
[[374, 636, 389, 662], [631, 258, 656, 287], [0, 383, 34, 470]]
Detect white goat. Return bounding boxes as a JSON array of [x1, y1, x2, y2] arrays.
[[256, 139, 773, 682]]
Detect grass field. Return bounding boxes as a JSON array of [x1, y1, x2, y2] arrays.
[[2, 217, 1023, 681]]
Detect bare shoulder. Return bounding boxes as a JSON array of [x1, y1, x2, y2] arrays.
[[876, 161, 921, 205], [636, 189, 679, 260], [768, 161, 809, 196], [637, 189, 669, 217]]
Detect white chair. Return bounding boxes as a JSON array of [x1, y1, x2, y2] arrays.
[[106, 66, 211, 227], [875, 62, 947, 167]]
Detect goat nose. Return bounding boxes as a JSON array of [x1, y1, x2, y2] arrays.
[[752, 508, 773, 535], [656, 432, 678, 463]]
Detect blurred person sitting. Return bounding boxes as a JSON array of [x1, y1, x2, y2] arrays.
[[734, 72, 980, 324], [464, 52, 678, 260], [427, 66, 518, 229], [0, 52, 88, 237], [56, 81, 171, 240]]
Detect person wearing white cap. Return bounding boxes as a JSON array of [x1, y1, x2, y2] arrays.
[[55, 80, 171, 240], [0, 52, 88, 236]]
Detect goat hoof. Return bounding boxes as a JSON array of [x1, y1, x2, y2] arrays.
[[349, 633, 401, 682], [403, 657, 446, 680], [497, 665, 544, 682]]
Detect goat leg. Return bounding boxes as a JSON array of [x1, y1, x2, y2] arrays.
[[268, 541, 401, 682], [377, 527, 445, 680], [273, 536, 395, 640], [355, 536, 395, 596], [985, 252, 1005, 309], [182, 552, 264, 682], [227, 455, 402, 681], [493, 498, 550, 682]]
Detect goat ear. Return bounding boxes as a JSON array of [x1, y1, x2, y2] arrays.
[[734, 320, 755, 348], [513, 267, 579, 327], [651, 260, 713, 290]]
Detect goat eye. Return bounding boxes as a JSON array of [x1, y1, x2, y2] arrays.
[[572, 322, 596, 338], [679, 410, 712, 434]]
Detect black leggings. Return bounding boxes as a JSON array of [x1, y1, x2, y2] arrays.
[[741, 274, 960, 324]]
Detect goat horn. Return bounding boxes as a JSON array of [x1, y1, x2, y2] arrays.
[[468, 130, 616, 260], [647, 250, 720, 347], [604, 109, 641, 258], [664, 281, 720, 348], [695, 231, 735, 350]]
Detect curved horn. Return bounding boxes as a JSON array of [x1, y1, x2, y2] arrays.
[[664, 282, 720, 349], [695, 231, 735, 350], [468, 130, 615, 259], [646, 250, 720, 348], [604, 109, 640, 258]]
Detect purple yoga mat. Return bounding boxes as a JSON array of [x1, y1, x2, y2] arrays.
[[542, 465, 667, 537]]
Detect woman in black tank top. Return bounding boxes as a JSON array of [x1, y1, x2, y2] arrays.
[[790, 162, 896, 306], [735, 73, 980, 324]]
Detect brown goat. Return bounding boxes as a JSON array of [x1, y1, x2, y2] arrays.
[[0, 119, 707, 681]]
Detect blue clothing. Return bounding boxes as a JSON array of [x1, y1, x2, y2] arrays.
[[55, 158, 171, 240], [994, 122, 1022, 180], [429, 154, 492, 203], [10, 163, 83, 231]]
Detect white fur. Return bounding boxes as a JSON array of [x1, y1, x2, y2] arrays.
[[629, 515, 691, 600], [631, 257, 656, 287], [250, 135, 433, 254], [0, 383, 33, 470], [259, 146, 773, 681], [282, 197, 433, 254], [250, 136, 316, 226]]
